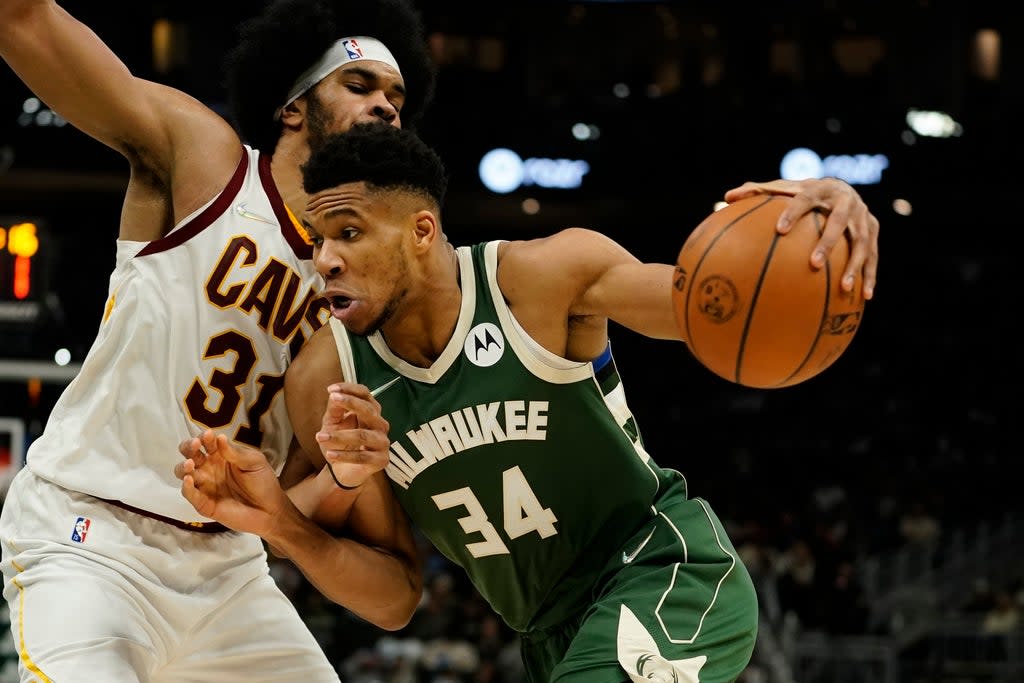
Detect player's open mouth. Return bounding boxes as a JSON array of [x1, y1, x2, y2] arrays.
[[330, 296, 352, 310]]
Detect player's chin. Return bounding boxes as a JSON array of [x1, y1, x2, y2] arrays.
[[334, 307, 382, 338]]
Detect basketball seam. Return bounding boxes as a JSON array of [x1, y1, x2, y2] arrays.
[[736, 225, 781, 386], [684, 195, 778, 372], [780, 210, 830, 386]]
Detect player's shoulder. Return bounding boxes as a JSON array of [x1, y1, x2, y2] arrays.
[[499, 227, 604, 257], [288, 322, 344, 386], [156, 83, 242, 157], [497, 228, 611, 277]]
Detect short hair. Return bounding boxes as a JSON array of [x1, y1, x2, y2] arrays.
[[301, 122, 448, 207], [224, 0, 437, 153]]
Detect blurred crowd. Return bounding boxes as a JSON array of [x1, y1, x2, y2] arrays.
[[269, 534, 527, 683], [261, 442, 1021, 682]]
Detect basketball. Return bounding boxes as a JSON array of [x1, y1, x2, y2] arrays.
[[671, 195, 866, 388]]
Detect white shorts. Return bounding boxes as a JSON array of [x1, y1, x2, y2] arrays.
[[0, 469, 340, 682]]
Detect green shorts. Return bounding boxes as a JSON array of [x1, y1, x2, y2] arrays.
[[520, 495, 757, 683]]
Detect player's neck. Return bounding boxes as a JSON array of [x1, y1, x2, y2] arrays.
[[380, 243, 463, 368], [268, 144, 309, 220]]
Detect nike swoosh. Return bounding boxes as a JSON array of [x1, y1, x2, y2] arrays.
[[622, 525, 657, 564], [370, 376, 402, 397], [236, 203, 277, 226]]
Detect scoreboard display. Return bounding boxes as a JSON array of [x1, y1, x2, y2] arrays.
[[0, 217, 48, 328], [0, 221, 39, 296]]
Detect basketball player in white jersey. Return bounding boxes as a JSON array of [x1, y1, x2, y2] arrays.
[[0, 1, 435, 680]]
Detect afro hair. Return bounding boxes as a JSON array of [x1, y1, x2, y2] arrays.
[[224, 0, 436, 153]]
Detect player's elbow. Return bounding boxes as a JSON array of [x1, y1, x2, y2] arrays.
[[368, 584, 423, 631], [376, 610, 416, 632]]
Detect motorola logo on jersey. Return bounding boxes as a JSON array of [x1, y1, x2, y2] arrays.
[[465, 322, 504, 367]]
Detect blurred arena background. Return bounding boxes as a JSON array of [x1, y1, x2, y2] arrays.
[[0, 2, 1020, 681]]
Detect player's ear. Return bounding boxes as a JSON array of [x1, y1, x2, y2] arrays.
[[279, 99, 304, 129], [412, 210, 439, 253]]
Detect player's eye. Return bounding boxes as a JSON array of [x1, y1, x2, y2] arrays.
[[303, 228, 323, 247]]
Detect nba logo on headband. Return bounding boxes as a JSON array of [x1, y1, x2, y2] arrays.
[[343, 38, 364, 60], [276, 35, 403, 120]]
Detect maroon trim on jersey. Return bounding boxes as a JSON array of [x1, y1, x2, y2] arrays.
[[98, 496, 230, 533], [135, 150, 250, 257], [259, 153, 314, 259]]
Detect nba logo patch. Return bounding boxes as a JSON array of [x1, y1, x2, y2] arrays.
[[342, 38, 363, 60], [71, 517, 91, 543]]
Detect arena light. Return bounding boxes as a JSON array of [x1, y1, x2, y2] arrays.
[[17, 97, 67, 128], [478, 148, 590, 194], [905, 108, 962, 138], [780, 147, 889, 186]]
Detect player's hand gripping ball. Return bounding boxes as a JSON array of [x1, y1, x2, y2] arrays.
[[672, 195, 866, 388]]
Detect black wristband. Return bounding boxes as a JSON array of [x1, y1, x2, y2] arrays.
[[326, 463, 361, 490]]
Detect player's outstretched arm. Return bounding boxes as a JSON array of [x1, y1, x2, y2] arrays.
[[0, 1, 235, 162], [497, 228, 683, 344], [0, 1, 241, 239], [724, 178, 879, 300]]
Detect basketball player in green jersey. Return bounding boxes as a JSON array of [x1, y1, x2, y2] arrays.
[[177, 123, 879, 682]]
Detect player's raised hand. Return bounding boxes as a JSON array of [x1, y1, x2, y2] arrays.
[[316, 382, 392, 490], [724, 177, 879, 300], [176, 429, 289, 535]]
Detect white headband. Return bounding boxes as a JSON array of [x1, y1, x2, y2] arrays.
[[275, 36, 402, 120]]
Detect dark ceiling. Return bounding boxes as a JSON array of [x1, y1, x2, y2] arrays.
[[0, 1, 1017, 371]]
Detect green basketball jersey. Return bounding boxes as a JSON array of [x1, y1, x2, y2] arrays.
[[329, 240, 684, 633]]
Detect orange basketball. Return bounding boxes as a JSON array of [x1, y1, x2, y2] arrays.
[[671, 195, 866, 388]]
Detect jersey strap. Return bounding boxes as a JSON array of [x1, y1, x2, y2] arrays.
[[137, 148, 249, 257]]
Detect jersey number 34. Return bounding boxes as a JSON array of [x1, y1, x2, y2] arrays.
[[432, 465, 559, 558]]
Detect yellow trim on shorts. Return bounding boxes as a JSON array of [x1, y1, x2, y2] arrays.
[[5, 540, 53, 683]]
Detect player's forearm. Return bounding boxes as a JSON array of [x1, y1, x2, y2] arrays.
[[597, 262, 682, 340], [284, 465, 337, 519], [264, 503, 421, 630]]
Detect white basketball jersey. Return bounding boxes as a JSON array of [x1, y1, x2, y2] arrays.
[[26, 146, 328, 523]]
